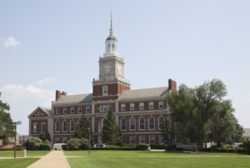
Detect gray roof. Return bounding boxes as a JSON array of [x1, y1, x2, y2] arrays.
[[119, 87, 169, 100], [54, 93, 93, 105], [40, 107, 52, 116]]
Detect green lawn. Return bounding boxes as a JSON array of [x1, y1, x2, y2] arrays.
[[0, 150, 50, 157], [0, 158, 39, 168], [65, 150, 250, 168]]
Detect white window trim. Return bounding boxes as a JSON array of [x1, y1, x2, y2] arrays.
[[103, 86, 108, 96], [56, 108, 60, 114], [129, 117, 136, 131], [63, 108, 67, 114], [120, 118, 127, 131], [62, 137, 67, 143], [78, 107, 82, 113], [139, 102, 144, 110], [71, 107, 75, 113], [139, 117, 145, 130], [103, 105, 107, 112], [159, 101, 164, 109], [55, 121, 60, 132], [33, 123, 37, 133], [55, 137, 60, 143], [70, 120, 75, 132], [130, 103, 135, 110], [149, 102, 154, 109], [62, 121, 68, 132], [86, 106, 90, 113], [139, 135, 145, 143], [121, 104, 126, 111], [158, 116, 164, 130], [149, 135, 155, 144], [122, 136, 126, 144], [130, 135, 136, 144], [148, 117, 155, 130], [41, 123, 46, 132]]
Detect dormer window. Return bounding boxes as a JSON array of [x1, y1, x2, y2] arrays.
[[86, 106, 90, 113], [78, 107, 82, 113], [130, 103, 135, 110], [71, 107, 75, 113], [56, 108, 60, 114], [121, 104, 126, 111], [159, 101, 164, 109], [63, 108, 67, 114]]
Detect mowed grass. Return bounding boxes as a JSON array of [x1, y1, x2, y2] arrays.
[[65, 150, 250, 168], [0, 158, 39, 168], [0, 150, 50, 157]]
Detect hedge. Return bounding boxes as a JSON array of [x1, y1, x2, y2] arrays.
[[90, 147, 135, 150], [0, 147, 26, 151], [135, 144, 149, 150], [176, 147, 193, 151], [150, 144, 167, 149], [62, 145, 68, 150], [39, 143, 52, 150], [165, 144, 176, 151]]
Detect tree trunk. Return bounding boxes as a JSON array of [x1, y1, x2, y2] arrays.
[[195, 142, 198, 152], [205, 142, 207, 149], [217, 141, 221, 147]]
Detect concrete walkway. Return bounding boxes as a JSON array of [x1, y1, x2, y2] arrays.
[[27, 151, 70, 168]]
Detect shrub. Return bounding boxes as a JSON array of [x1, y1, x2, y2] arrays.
[[62, 145, 68, 150], [67, 138, 81, 150], [23, 137, 42, 150], [235, 147, 247, 153], [0, 147, 26, 151], [39, 132, 51, 142], [43, 139, 50, 144], [135, 143, 149, 150], [242, 140, 250, 154], [39, 143, 52, 150], [165, 144, 176, 151], [91, 146, 135, 150], [150, 144, 167, 149]]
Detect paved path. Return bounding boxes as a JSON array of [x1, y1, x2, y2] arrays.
[[27, 151, 70, 168]]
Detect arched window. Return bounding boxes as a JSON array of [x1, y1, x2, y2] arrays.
[[121, 118, 126, 131], [112, 44, 115, 52], [108, 44, 110, 52], [139, 118, 145, 130], [63, 121, 67, 132], [70, 120, 75, 132], [130, 118, 135, 130], [159, 116, 164, 130], [55, 121, 60, 132], [149, 117, 155, 130]]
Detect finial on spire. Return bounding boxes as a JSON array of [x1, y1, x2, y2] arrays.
[[110, 11, 113, 30]]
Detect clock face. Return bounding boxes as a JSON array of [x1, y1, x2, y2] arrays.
[[104, 64, 111, 73], [118, 65, 122, 74]]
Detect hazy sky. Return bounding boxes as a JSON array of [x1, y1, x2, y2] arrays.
[[0, 0, 250, 135]]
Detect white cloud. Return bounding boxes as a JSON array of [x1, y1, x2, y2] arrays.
[[37, 78, 57, 84], [3, 37, 21, 48], [0, 84, 54, 102]]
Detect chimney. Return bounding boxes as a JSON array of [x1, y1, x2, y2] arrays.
[[168, 79, 177, 90], [56, 90, 67, 100]]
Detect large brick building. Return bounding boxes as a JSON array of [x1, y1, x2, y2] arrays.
[[27, 18, 177, 145]]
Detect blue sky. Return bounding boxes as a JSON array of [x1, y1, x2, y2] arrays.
[[0, 0, 249, 134]]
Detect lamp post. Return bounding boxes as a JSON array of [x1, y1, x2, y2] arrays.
[[87, 127, 90, 154], [10, 121, 22, 159]]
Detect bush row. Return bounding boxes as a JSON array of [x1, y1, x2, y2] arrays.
[[150, 144, 167, 149], [198, 147, 247, 153], [0, 147, 26, 151]]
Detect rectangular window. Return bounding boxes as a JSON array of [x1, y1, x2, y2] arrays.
[[103, 105, 107, 112], [33, 124, 37, 133], [78, 107, 82, 113], [159, 135, 164, 144], [130, 103, 135, 110], [63, 108, 67, 114], [62, 137, 67, 143], [103, 86, 108, 95], [121, 104, 125, 111], [55, 137, 60, 143], [139, 103, 144, 110], [149, 135, 155, 144], [86, 106, 90, 113], [139, 136, 145, 143], [41, 124, 46, 132], [99, 105, 103, 112], [122, 136, 126, 144], [159, 101, 164, 109], [149, 102, 154, 109], [130, 136, 135, 144], [71, 107, 75, 113], [107, 105, 110, 111], [56, 108, 60, 114]]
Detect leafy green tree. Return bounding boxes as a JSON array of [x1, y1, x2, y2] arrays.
[[166, 79, 227, 151], [160, 115, 174, 144], [101, 106, 122, 145], [242, 137, 250, 154], [73, 114, 93, 140], [23, 136, 42, 150], [0, 93, 15, 142], [39, 131, 51, 142]]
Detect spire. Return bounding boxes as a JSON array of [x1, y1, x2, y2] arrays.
[[110, 11, 113, 36]]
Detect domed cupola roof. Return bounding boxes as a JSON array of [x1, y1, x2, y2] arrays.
[[106, 35, 118, 41]]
